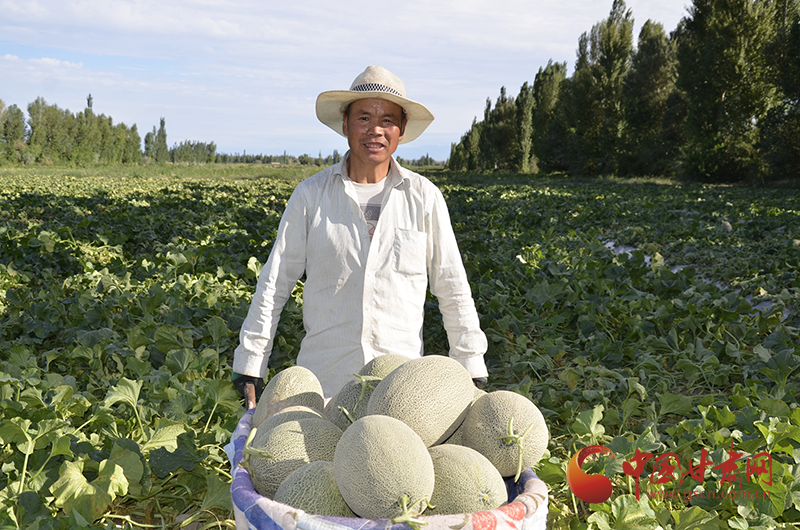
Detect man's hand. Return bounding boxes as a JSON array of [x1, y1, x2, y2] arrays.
[[232, 373, 264, 403], [472, 377, 487, 389]]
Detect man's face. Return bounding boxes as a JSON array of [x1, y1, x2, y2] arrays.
[[342, 98, 406, 169]]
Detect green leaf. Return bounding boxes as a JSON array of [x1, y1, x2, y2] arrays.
[[149, 431, 204, 479], [0, 417, 32, 445], [733, 460, 789, 518], [108, 442, 146, 496], [141, 419, 187, 453], [610, 494, 659, 530], [672, 506, 719, 530], [52, 435, 74, 458], [104, 377, 142, 410], [17, 491, 52, 526], [198, 378, 241, 415], [154, 325, 191, 353], [571, 404, 606, 443], [200, 470, 232, 512], [50, 458, 128, 522], [658, 393, 693, 417], [206, 315, 230, 345], [758, 349, 800, 389], [246, 256, 263, 279], [727, 516, 749, 530], [165, 348, 194, 375]]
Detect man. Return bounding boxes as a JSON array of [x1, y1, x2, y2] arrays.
[[232, 65, 488, 400]]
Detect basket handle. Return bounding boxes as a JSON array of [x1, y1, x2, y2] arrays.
[[244, 381, 257, 411]]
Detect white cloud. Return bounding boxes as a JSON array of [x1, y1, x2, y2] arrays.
[[29, 57, 83, 68], [0, 0, 690, 160]]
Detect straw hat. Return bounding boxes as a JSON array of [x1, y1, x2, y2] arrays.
[[316, 66, 435, 144]]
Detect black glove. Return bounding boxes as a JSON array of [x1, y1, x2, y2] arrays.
[[472, 377, 488, 389], [232, 373, 264, 400]]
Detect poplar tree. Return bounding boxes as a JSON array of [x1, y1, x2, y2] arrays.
[[2, 104, 26, 163], [515, 81, 535, 173], [573, 0, 634, 174], [531, 60, 568, 170], [621, 20, 678, 175], [761, 0, 800, 177], [155, 118, 169, 163], [676, 0, 780, 181]]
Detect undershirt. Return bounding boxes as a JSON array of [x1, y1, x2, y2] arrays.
[[351, 178, 390, 240]]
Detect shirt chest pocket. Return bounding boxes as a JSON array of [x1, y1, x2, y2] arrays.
[[392, 228, 427, 276]]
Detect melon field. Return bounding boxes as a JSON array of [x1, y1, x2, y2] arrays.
[[0, 165, 798, 530]]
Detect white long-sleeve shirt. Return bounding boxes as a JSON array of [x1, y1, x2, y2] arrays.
[[233, 153, 488, 397]]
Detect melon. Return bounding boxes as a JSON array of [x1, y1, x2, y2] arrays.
[[333, 415, 435, 519], [462, 390, 549, 480], [426, 444, 507, 515], [273, 461, 356, 517], [443, 386, 486, 446], [256, 405, 323, 436], [327, 376, 375, 431], [253, 366, 324, 427], [358, 354, 412, 379], [367, 355, 475, 446], [247, 418, 342, 498]]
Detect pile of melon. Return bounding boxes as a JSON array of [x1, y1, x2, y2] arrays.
[[239, 355, 549, 521]]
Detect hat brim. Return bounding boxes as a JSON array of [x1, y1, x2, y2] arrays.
[[316, 90, 434, 144]]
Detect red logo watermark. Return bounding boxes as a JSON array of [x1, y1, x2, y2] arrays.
[[566, 445, 617, 503], [566, 442, 773, 503]]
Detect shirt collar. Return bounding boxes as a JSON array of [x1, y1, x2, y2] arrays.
[[335, 150, 408, 188]]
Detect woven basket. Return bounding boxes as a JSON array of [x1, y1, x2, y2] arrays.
[[230, 410, 549, 530]]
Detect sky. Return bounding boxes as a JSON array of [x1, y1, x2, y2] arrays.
[[0, 0, 690, 162]]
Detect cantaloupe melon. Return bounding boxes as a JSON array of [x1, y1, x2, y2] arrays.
[[426, 444, 507, 515], [327, 376, 375, 431], [247, 418, 342, 498], [443, 387, 486, 446], [333, 415, 435, 519], [256, 405, 323, 437], [462, 390, 549, 480], [273, 461, 356, 517], [253, 366, 324, 427], [367, 355, 475, 446], [358, 354, 412, 379]]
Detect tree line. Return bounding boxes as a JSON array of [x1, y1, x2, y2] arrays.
[[0, 95, 217, 166], [0, 96, 441, 169], [449, 0, 800, 182]]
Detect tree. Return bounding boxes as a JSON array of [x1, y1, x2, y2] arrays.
[[760, 0, 800, 178], [479, 88, 518, 170], [27, 97, 74, 163], [621, 20, 678, 175], [124, 124, 143, 164], [515, 82, 535, 173], [2, 104, 26, 163], [676, 0, 781, 181], [570, 0, 635, 174], [531, 60, 569, 170], [155, 118, 169, 163]]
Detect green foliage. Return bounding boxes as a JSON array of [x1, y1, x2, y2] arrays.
[[571, 0, 635, 175], [532, 60, 568, 171], [1, 165, 799, 528], [676, 0, 782, 181], [621, 20, 678, 176], [516, 82, 536, 174], [426, 173, 800, 529], [450, 0, 799, 182]]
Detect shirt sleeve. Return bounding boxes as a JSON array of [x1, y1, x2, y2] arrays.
[[232, 186, 308, 379], [426, 186, 489, 378]]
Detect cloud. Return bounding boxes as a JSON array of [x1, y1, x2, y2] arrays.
[[1, 0, 690, 159], [29, 57, 83, 68]]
